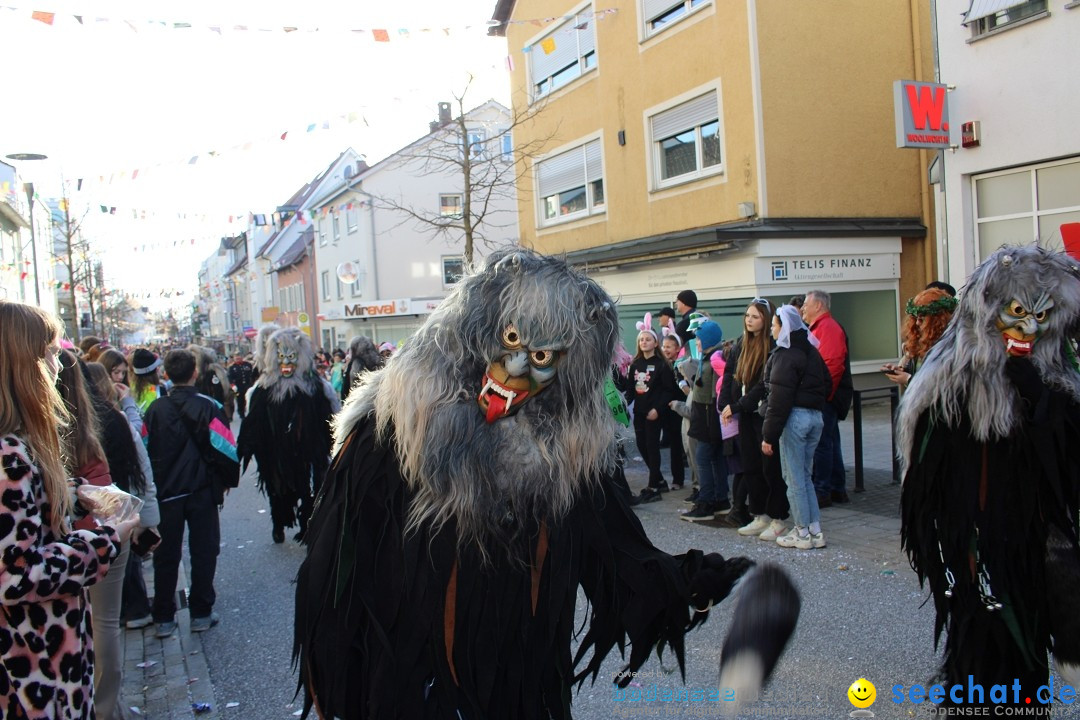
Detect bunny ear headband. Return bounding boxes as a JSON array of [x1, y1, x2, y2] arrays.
[[635, 312, 657, 339], [661, 318, 682, 346]]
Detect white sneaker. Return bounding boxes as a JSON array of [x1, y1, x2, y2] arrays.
[[803, 531, 826, 549], [776, 526, 809, 548], [758, 520, 787, 542], [738, 515, 770, 536]]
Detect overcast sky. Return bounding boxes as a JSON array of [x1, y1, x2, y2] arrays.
[[0, 0, 515, 308]]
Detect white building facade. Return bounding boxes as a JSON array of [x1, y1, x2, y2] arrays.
[[935, 0, 1080, 285], [312, 101, 520, 351]]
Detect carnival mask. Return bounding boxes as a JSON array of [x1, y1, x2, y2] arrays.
[[278, 346, 298, 377], [996, 295, 1053, 357], [477, 323, 561, 423]]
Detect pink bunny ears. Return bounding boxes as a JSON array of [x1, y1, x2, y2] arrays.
[[635, 312, 657, 339], [661, 318, 682, 347]]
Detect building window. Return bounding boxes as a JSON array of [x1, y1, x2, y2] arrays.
[[321, 270, 330, 300], [974, 157, 1080, 261], [643, 0, 710, 36], [501, 133, 513, 162], [336, 276, 344, 300], [351, 274, 362, 297], [440, 194, 464, 217], [965, 0, 1048, 38], [442, 256, 464, 288], [649, 89, 724, 189], [536, 138, 605, 226], [347, 207, 358, 233], [529, 5, 597, 100], [333, 213, 341, 241], [318, 219, 327, 246], [279, 287, 287, 312], [297, 280, 305, 312]]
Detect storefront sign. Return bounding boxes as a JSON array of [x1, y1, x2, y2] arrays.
[[321, 297, 441, 321], [755, 254, 898, 285], [894, 80, 955, 150]]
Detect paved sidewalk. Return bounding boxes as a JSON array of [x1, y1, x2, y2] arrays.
[[121, 560, 219, 719], [121, 399, 900, 718]]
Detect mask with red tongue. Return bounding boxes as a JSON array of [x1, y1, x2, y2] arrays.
[[477, 324, 560, 423]]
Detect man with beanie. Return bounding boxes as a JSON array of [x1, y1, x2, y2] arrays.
[[674, 290, 699, 342], [683, 320, 732, 521]]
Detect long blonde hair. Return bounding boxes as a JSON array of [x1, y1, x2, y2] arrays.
[[0, 301, 72, 531], [56, 349, 105, 472]]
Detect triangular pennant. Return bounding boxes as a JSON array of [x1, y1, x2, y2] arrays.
[[372, 28, 389, 42], [31, 11, 55, 25], [540, 36, 556, 54]]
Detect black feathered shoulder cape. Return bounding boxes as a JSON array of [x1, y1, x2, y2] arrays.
[[294, 411, 747, 720], [900, 382, 1080, 703]]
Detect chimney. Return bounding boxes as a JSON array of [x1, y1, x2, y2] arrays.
[[438, 102, 452, 126]]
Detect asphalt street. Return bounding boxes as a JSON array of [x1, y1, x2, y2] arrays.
[[188, 405, 1078, 719]]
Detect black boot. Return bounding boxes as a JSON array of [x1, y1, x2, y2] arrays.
[[272, 525, 285, 544]]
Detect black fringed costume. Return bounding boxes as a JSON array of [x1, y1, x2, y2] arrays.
[[238, 378, 332, 539], [296, 415, 749, 719], [292, 249, 800, 719], [899, 245, 1080, 709]]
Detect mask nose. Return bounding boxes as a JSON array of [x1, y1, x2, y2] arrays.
[[1020, 316, 1039, 335], [502, 350, 530, 377]]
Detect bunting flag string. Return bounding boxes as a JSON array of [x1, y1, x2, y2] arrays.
[[3, 5, 617, 36], [519, 9, 618, 54]]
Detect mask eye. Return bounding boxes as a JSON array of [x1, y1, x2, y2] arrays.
[[1034, 309, 1049, 322], [1007, 301, 1027, 317], [502, 323, 521, 349], [529, 349, 556, 369]]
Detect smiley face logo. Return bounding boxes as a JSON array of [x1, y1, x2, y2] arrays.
[[847, 678, 877, 709]]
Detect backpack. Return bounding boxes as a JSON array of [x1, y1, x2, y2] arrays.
[[832, 325, 854, 421]]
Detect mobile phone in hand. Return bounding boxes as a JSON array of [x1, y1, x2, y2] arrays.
[[131, 527, 160, 556]]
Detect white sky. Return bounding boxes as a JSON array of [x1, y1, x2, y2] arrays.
[[0, 0, 517, 312]]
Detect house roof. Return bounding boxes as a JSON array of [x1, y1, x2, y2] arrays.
[[489, 0, 515, 35], [224, 253, 249, 277], [274, 227, 314, 272], [256, 149, 363, 258]]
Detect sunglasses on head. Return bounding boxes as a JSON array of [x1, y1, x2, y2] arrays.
[[751, 297, 771, 308]]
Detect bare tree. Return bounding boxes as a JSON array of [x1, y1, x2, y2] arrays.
[[372, 78, 558, 266], [52, 191, 93, 343]]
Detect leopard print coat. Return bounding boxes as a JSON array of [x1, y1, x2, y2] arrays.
[[0, 434, 120, 719]]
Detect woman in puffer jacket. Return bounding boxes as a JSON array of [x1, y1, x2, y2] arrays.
[[761, 305, 830, 550]]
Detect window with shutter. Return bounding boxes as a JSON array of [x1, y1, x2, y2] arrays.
[[535, 138, 605, 226], [529, 5, 598, 100], [648, 89, 725, 188]]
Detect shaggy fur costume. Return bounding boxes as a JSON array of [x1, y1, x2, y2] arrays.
[[294, 250, 800, 719], [899, 245, 1080, 706], [238, 328, 332, 540]]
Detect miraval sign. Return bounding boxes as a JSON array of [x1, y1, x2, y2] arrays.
[[893, 80, 956, 150]]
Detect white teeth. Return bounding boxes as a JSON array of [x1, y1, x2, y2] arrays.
[[481, 378, 517, 409]]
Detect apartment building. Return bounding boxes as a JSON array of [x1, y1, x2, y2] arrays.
[[492, 0, 935, 370]]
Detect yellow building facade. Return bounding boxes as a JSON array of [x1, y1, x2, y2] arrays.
[[493, 0, 935, 370]]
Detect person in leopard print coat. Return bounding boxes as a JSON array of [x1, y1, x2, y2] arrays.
[[0, 301, 134, 719]]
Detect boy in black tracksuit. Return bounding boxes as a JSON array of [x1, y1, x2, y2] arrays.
[[626, 329, 679, 502]]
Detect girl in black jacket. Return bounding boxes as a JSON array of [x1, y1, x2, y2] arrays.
[[626, 316, 678, 501], [761, 305, 830, 550], [720, 299, 790, 540]]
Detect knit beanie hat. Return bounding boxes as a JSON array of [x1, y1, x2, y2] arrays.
[[695, 320, 722, 351], [676, 290, 698, 308], [132, 348, 162, 375]]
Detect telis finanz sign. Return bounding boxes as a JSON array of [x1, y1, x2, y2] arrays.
[[893, 80, 956, 150]]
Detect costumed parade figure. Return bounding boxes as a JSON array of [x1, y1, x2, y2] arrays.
[[238, 327, 333, 543], [898, 244, 1080, 708], [294, 250, 800, 719], [250, 323, 281, 385], [341, 335, 384, 402]]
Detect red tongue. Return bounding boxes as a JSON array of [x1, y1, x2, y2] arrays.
[[486, 393, 508, 423]]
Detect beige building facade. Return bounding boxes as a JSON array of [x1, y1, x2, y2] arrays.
[[493, 0, 936, 370]]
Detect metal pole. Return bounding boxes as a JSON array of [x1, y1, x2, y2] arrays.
[[24, 183, 40, 305]]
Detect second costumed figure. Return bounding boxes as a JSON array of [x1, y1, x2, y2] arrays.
[[238, 327, 333, 543]]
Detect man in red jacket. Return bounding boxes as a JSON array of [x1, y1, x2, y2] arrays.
[[801, 290, 850, 506]]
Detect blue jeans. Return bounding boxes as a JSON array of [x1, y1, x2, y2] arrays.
[[779, 407, 824, 528], [812, 402, 846, 495], [695, 440, 729, 504]]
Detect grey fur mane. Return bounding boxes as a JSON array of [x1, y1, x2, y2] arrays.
[[258, 327, 317, 404], [334, 249, 620, 555], [253, 323, 280, 372], [898, 244, 1080, 475]]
